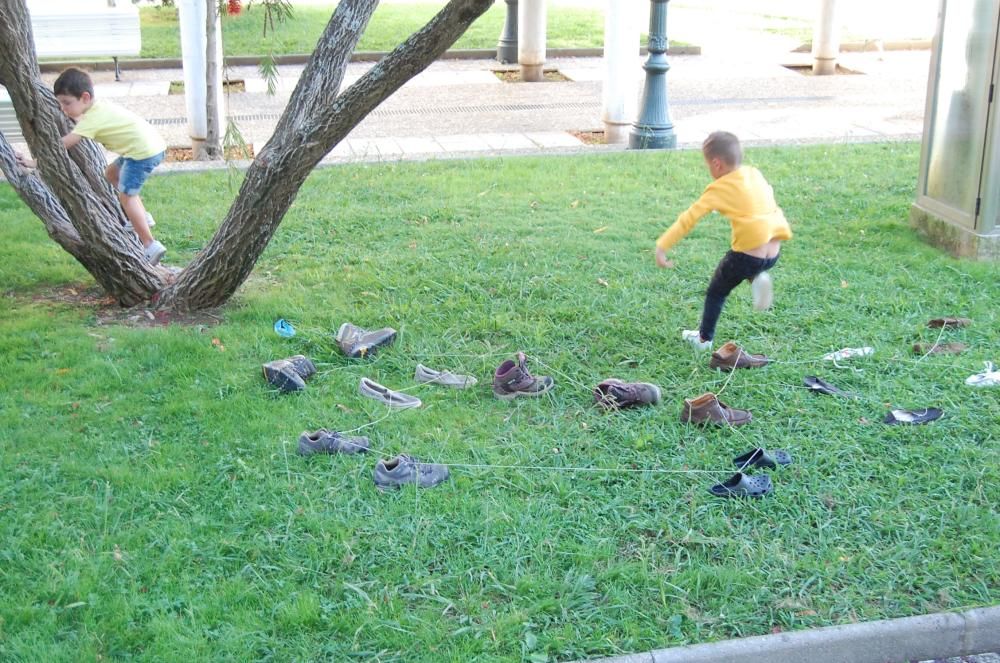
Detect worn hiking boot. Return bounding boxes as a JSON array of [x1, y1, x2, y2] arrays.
[[283, 355, 316, 379], [297, 429, 369, 455], [492, 352, 554, 400], [373, 454, 450, 491], [680, 392, 752, 426], [593, 378, 661, 410], [709, 341, 769, 371], [335, 322, 397, 358], [262, 359, 306, 393]]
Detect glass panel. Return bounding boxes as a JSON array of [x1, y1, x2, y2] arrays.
[[925, 0, 998, 216]]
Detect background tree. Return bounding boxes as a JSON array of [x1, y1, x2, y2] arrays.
[[0, 0, 494, 310]]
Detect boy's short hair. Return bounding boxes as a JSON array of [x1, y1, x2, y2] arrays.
[[53, 68, 94, 99], [702, 131, 742, 167]]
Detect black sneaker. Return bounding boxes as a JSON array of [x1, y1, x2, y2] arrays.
[[297, 429, 369, 455], [262, 359, 306, 393]]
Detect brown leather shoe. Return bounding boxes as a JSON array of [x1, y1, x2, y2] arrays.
[[913, 342, 967, 355], [681, 392, 752, 426], [709, 341, 769, 371]]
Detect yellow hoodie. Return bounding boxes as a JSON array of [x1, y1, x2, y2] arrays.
[[656, 165, 792, 253]]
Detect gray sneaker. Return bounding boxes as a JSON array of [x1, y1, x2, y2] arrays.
[[359, 377, 422, 409], [297, 429, 369, 455], [492, 352, 554, 400], [335, 322, 397, 358], [144, 240, 167, 265], [414, 363, 478, 389], [593, 378, 661, 410], [373, 454, 449, 491]]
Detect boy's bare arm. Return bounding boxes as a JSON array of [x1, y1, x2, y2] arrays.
[[654, 247, 675, 269], [62, 133, 82, 150]]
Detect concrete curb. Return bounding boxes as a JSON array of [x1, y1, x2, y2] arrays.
[[36, 46, 702, 75], [793, 38, 931, 53], [579, 606, 1000, 663]]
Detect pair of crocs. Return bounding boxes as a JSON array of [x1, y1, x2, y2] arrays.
[[708, 448, 792, 499]]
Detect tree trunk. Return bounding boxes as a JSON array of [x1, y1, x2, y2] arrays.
[[1, 0, 493, 311], [201, 0, 223, 160], [0, 0, 169, 306], [157, 0, 494, 310]]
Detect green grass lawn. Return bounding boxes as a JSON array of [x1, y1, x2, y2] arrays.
[[1, 143, 998, 661], [138, 3, 609, 59]]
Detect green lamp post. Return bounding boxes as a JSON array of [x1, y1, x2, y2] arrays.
[[629, 0, 676, 149], [497, 0, 518, 64]]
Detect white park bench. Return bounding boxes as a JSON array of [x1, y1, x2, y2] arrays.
[[1, 1, 141, 144]]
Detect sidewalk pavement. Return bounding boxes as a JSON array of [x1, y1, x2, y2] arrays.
[[19, 46, 930, 171]]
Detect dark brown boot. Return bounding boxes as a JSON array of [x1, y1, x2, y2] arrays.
[[681, 392, 752, 426]]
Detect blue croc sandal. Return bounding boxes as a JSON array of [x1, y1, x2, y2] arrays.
[[732, 448, 792, 470], [274, 318, 296, 338], [709, 472, 773, 498]]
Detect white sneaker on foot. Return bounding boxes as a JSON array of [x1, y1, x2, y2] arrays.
[[144, 212, 156, 228], [751, 271, 773, 311], [144, 240, 166, 265], [682, 329, 712, 351]]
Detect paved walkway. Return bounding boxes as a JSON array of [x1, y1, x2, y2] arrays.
[[17, 46, 930, 170]]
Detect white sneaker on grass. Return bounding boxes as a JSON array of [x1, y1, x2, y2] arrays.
[[751, 271, 773, 311], [966, 362, 1000, 387], [682, 329, 712, 351], [144, 240, 166, 265]]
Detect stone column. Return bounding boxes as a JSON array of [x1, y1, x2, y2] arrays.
[[602, 0, 640, 144], [177, 0, 224, 153], [518, 0, 546, 82], [812, 0, 840, 75]]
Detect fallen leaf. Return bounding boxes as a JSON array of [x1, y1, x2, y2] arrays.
[[858, 417, 869, 424], [409, 241, 417, 250], [841, 280, 849, 288], [113, 545, 122, 562], [570, 200, 579, 208], [336, 404, 354, 413], [56, 368, 70, 375], [593, 225, 608, 234], [211, 338, 225, 352], [596, 278, 609, 287]]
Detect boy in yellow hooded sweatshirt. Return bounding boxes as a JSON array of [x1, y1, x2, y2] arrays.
[[655, 131, 792, 350]]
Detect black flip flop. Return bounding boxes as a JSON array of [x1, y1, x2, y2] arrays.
[[708, 472, 773, 498], [883, 408, 943, 425], [803, 375, 855, 398], [733, 448, 792, 471]]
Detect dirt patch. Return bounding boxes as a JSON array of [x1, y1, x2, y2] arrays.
[[169, 79, 246, 94], [492, 69, 570, 83], [568, 129, 607, 145], [166, 144, 255, 162], [20, 283, 224, 329]]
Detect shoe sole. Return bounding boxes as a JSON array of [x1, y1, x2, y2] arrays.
[[492, 383, 554, 400], [752, 272, 773, 311]]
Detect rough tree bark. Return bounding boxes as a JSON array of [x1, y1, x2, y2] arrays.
[[0, 0, 494, 311]]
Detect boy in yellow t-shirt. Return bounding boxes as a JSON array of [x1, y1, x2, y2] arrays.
[[17, 68, 167, 265], [654, 131, 792, 350]]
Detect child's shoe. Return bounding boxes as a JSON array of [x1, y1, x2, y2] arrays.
[[751, 271, 773, 311], [492, 352, 554, 400], [682, 329, 712, 351], [144, 212, 156, 228], [966, 362, 1000, 387], [144, 240, 166, 265]]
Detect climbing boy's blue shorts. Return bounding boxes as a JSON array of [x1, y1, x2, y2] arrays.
[[115, 151, 164, 196]]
